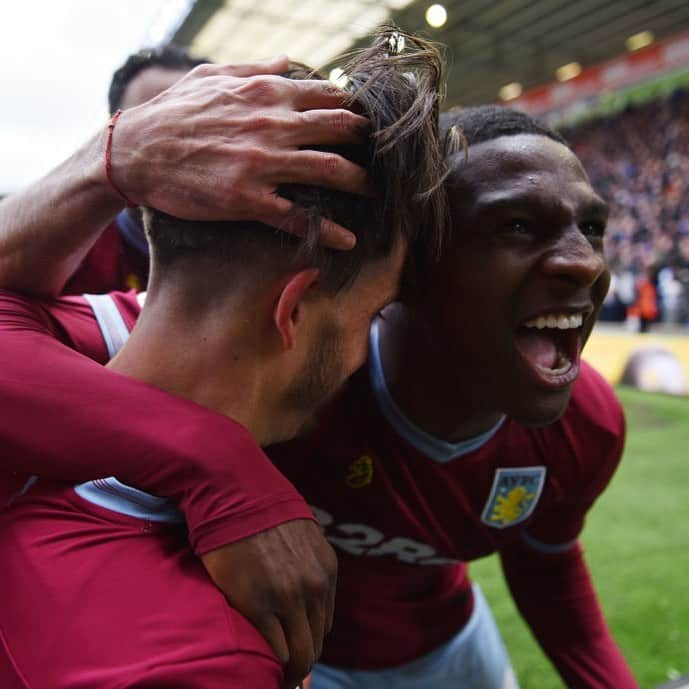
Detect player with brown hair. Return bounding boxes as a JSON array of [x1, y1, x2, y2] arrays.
[[0, 31, 450, 689]]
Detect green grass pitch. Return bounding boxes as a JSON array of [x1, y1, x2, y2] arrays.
[[470, 386, 689, 689]]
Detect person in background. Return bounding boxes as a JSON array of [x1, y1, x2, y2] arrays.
[[568, 89, 689, 324], [628, 266, 658, 332]]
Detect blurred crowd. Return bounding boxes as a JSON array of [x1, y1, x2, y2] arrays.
[[566, 89, 689, 327], [5, 82, 689, 330]]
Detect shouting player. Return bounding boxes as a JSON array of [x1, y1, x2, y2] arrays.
[[0, 33, 450, 689], [272, 106, 639, 689]]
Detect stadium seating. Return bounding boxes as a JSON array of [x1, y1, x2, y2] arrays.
[[566, 89, 689, 325]]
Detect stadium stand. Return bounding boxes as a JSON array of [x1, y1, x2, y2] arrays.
[[565, 89, 689, 326]]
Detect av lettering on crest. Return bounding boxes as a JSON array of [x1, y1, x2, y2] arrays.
[[481, 467, 546, 529]]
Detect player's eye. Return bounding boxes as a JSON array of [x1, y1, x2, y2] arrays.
[[580, 220, 606, 238], [504, 218, 532, 235]]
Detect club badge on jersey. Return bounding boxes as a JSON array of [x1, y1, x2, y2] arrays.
[[481, 467, 546, 529], [345, 455, 374, 488]]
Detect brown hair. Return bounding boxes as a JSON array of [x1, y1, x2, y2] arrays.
[[146, 27, 451, 294]]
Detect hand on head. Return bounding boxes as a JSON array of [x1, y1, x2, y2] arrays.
[[105, 56, 370, 249]]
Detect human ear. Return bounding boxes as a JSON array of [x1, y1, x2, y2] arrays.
[[273, 268, 320, 350]]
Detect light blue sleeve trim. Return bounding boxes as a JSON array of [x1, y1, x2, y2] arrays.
[[78, 297, 179, 522], [368, 318, 505, 463], [521, 531, 578, 553], [74, 478, 183, 523], [83, 293, 131, 358]]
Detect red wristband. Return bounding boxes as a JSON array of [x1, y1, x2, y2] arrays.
[[105, 110, 137, 208]]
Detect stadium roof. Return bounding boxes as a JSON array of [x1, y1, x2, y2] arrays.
[[174, 0, 689, 107]]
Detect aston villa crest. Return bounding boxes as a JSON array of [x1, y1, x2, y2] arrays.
[[481, 467, 546, 529], [346, 455, 374, 488]]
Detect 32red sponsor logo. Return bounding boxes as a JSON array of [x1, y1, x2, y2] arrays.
[[311, 505, 459, 566]]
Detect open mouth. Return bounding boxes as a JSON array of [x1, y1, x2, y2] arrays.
[[514, 312, 585, 388]]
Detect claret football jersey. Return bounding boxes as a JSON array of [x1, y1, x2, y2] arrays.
[[0, 289, 295, 688], [1, 293, 625, 675], [268, 319, 625, 668]]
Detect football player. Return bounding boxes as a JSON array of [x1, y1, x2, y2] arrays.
[[0, 33, 449, 689]]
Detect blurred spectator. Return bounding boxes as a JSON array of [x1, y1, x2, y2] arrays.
[[565, 89, 689, 327], [628, 267, 658, 333]]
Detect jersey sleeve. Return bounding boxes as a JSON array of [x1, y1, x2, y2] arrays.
[[62, 219, 149, 295], [500, 542, 638, 689], [0, 290, 315, 554], [499, 366, 636, 688]]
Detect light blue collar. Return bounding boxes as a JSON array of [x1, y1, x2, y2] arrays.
[[368, 318, 505, 463]]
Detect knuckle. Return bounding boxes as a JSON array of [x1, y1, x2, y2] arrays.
[[247, 74, 282, 101], [324, 543, 338, 572], [334, 109, 360, 132], [313, 538, 337, 574], [322, 82, 344, 99], [242, 144, 270, 168], [226, 185, 250, 210], [191, 63, 215, 78], [335, 109, 347, 131], [249, 113, 280, 133], [321, 153, 340, 178], [304, 571, 329, 597], [327, 557, 338, 583], [271, 575, 299, 603], [226, 183, 260, 215]]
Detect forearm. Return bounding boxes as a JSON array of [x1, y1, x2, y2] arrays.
[[501, 542, 638, 689], [0, 128, 123, 296], [0, 289, 332, 679], [0, 314, 313, 553]]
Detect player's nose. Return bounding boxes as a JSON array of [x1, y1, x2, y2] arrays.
[[541, 226, 607, 289]]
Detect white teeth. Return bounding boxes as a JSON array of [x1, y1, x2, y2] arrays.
[[523, 312, 584, 330]]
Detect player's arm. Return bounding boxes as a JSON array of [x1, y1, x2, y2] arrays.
[[500, 396, 638, 689], [500, 540, 638, 689], [0, 290, 334, 688], [0, 57, 367, 297]]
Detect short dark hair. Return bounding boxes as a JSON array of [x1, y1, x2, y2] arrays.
[[146, 28, 450, 296], [439, 105, 567, 150], [108, 44, 209, 114]]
